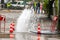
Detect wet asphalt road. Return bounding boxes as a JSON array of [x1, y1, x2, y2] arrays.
[[0, 10, 60, 40]]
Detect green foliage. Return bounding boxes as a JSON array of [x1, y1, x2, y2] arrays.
[[55, 0, 59, 10], [43, 0, 49, 14], [43, 0, 49, 10], [22, 0, 32, 2], [54, 0, 59, 15]]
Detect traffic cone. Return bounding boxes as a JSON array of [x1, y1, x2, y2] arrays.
[[10, 22, 15, 30], [0, 16, 3, 21], [10, 25, 15, 30], [10, 22, 15, 26], [37, 23, 41, 34], [10, 28, 14, 33], [9, 22, 15, 40]]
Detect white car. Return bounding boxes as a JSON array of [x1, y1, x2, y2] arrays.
[[10, 1, 28, 9]]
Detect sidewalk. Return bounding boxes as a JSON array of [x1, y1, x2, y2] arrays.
[[0, 9, 22, 13]]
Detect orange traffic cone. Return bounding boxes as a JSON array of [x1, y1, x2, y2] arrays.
[[10, 28, 14, 33], [10, 22, 15, 26], [10, 22, 15, 33], [9, 22, 15, 40], [37, 23, 41, 34], [10, 25, 15, 31], [10, 22, 15, 30]]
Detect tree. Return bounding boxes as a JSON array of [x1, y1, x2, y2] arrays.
[[57, 0, 60, 32], [43, 0, 49, 9], [43, 0, 49, 14], [55, 0, 59, 15], [43, 0, 55, 19]]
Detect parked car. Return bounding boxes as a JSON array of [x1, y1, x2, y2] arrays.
[[10, 1, 28, 9]]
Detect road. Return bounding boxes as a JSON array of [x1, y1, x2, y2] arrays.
[[0, 10, 21, 33], [0, 10, 60, 40], [0, 33, 60, 40]]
